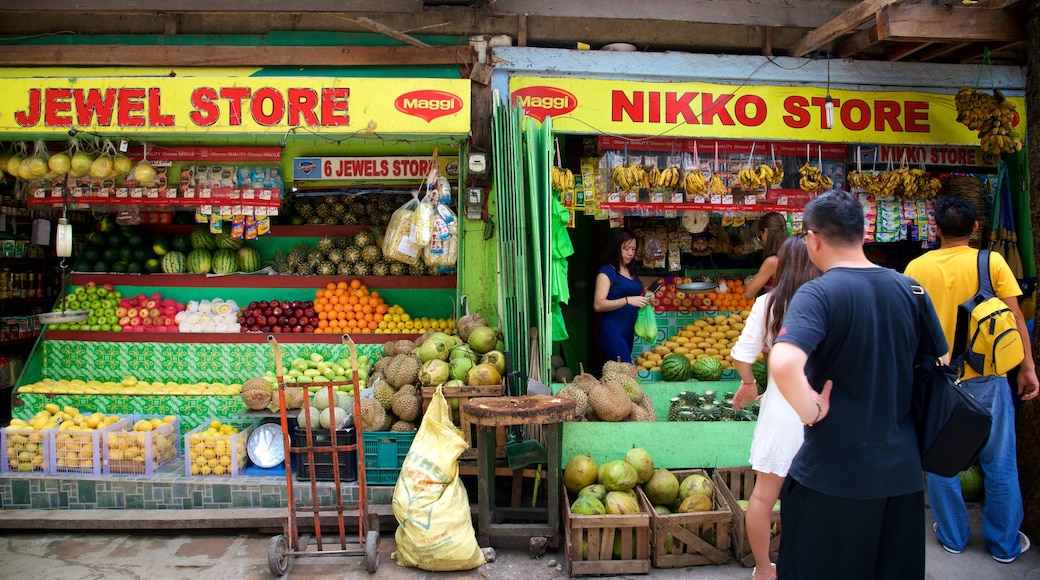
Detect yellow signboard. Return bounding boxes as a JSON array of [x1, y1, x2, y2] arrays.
[[0, 77, 470, 135], [509, 76, 1025, 146]]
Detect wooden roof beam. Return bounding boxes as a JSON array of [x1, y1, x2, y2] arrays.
[[0, 44, 474, 67], [884, 41, 934, 62], [789, 0, 904, 58], [832, 19, 881, 59], [879, 4, 1025, 43], [912, 41, 970, 62], [0, 0, 423, 12]]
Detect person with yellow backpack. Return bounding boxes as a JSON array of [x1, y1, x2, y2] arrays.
[[905, 195, 1038, 564]]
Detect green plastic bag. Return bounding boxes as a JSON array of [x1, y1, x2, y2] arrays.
[[634, 304, 658, 343]]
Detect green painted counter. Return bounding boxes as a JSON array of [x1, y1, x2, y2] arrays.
[[554, 380, 754, 470]]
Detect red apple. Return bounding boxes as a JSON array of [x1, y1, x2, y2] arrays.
[[162, 316, 175, 326], [118, 316, 131, 326], [119, 298, 132, 308], [126, 307, 139, 318], [102, 283, 115, 292], [162, 298, 176, 308], [148, 308, 161, 319], [272, 325, 283, 333], [151, 292, 163, 301], [134, 293, 148, 305], [176, 302, 186, 311], [145, 300, 158, 309], [85, 281, 97, 289], [116, 307, 128, 317], [163, 306, 177, 317], [129, 316, 142, 327]]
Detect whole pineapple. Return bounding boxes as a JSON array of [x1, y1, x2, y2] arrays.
[[353, 229, 373, 248], [343, 245, 362, 264], [315, 202, 333, 222], [327, 249, 345, 265], [371, 261, 390, 277], [287, 244, 309, 271], [316, 262, 336, 276], [306, 250, 323, 269], [389, 261, 408, 276], [353, 262, 372, 276], [336, 262, 352, 276], [317, 237, 335, 253], [361, 244, 381, 264]]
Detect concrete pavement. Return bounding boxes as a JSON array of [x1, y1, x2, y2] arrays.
[[0, 507, 1037, 579]]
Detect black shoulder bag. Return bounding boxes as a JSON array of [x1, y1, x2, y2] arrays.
[[911, 284, 992, 478]]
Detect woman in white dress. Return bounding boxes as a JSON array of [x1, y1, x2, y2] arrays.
[[731, 235, 821, 580]]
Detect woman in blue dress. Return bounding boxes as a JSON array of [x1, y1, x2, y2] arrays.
[[593, 228, 649, 363]]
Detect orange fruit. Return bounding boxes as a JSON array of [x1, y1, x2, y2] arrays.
[[350, 279, 361, 290]]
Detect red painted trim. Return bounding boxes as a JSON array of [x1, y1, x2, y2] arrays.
[[68, 273, 457, 289], [43, 330, 419, 344], [146, 225, 375, 238]]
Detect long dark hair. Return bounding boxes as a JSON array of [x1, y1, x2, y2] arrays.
[[766, 236, 822, 343], [605, 227, 638, 272], [756, 212, 789, 258]]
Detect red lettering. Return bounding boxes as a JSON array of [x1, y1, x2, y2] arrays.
[[148, 87, 174, 127], [252, 87, 284, 127], [220, 87, 251, 125], [73, 88, 116, 127], [700, 94, 734, 125], [321, 87, 349, 127], [782, 96, 810, 128], [380, 159, 389, 175], [14, 88, 40, 126], [44, 88, 73, 126], [612, 91, 643, 122], [665, 92, 698, 124], [842, 99, 870, 131], [874, 100, 903, 132], [810, 97, 833, 129], [734, 95, 766, 126], [905, 101, 928, 132], [287, 88, 319, 125], [189, 87, 219, 126], [648, 92, 661, 124], [117, 88, 146, 127], [323, 159, 333, 177]]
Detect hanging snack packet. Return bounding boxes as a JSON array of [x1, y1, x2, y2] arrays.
[[382, 194, 423, 265]]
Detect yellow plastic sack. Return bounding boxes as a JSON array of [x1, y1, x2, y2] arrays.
[[390, 386, 486, 571]]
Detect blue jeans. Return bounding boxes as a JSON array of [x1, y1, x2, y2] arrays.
[[928, 374, 1023, 560]]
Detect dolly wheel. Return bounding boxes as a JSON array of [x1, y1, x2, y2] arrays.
[[268, 534, 290, 576], [365, 530, 380, 573]]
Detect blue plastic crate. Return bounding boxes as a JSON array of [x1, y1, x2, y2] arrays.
[[362, 431, 415, 485]]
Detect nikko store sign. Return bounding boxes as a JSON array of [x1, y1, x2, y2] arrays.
[[509, 76, 1024, 146], [0, 77, 470, 135]]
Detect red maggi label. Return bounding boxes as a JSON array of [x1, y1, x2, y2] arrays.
[[512, 86, 577, 122], [394, 90, 463, 123]]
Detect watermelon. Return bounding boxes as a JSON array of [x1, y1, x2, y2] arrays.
[[214, 232, 244, 251], [132, 247, 151, 263], [144, 258, 162, 274], [107, 232, 127, 248], [751, 359, 767, 395], [92, 260, 110, 273], [119, 247, 134, 263], [692, 357, 724, 381], [80, 247, 101, 266], [661, 354, 692, 382], [237, 246, 262, 273], [171, 235, 193, 254], [186, 248, 212, 274], [211, 249, 239, 275], [191, 226, 216, 250], [127, 262, 144, 274], [152, 234, 171, 256], [162, 251, 186, 274], [959, 465, 983, 502], [112, 261, 129, 273], [98, 213, 118, 232]]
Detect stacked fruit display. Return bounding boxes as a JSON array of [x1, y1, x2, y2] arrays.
[[185, 419, 252, 477], [555, 361, 657, 423], [3, 405, 64, 473], [77, 221, 164, 274], [287, 192, 398, 227], [161, 226, 262, 275], [104, 415, 180, 474], [665, 390, 758, 422], [51, 408, 129, 474], [270, 230, 440, 277], [176, 298, 241, 333], [564, 448, 655, 517], [118, 292, 184, 332], [46, 282, 122, 331], [237, 299, 317, 334], [18, 375, 242, 396], [649, 276, 753, 312], [635, 312, 750, 373]]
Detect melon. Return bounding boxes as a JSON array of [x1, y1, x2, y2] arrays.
[[214, 232, 244, 251], [162, 251, 186, 274], [692, 357, 724, 381], [211, 249, 239, 275], [959, 465, 984, 502], [190, 226, 216, 250], [171, 235, 193, 254], [237, 246, 262, 273], [186, 248, 212, 274], [661, 353, 691, 382]]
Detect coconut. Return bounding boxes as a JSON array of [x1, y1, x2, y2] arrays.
[[449, 344, 478, 363], [419, 359, 451, 387], [449, 357, 474, 382], [553, 366, 575, 383], [678, 473, 714, 501], [624, 446, 655, 484], [456, 313, 486, 342], [644, 468, 680, 506], [678, 493, 713, 513], [466, 363, 502, 386], [417, 337, 449, 363], [605, 491, 641, 515], [578, 483, 608, 503], [597, 459, 638, 492], [564, 454, 598, 493], [570, 494, 606, 516], [467, 326, 498, 354], [480, 350, 506, 375]]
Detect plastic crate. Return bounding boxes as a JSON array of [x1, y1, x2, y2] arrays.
[[638, 469, 732, 567], [362, 431, 415, 485], [293, 425, 357, 482], [183, 418, 257, 477], [103, 415, 181, 476], [713, 466, 782, 568], [2, 424, 53, 475], [49, 416, 132, 476]]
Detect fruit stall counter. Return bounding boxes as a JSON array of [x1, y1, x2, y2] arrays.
[[554, 381, 754, 470]]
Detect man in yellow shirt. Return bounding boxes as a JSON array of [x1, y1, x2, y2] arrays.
[[905, 195, 1038, 563]]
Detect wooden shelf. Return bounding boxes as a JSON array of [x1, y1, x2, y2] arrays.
[[0, 257, 47, 266], [145, 224, 378, 238], [42, 330, 420, 343], [68, 273, 457, 289], [600, 201, 806, 213]]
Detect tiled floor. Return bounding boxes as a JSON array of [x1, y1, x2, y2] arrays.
[[0, 457, 395, 510]]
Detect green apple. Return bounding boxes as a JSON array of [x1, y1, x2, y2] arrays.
[[309, 353, 324, 363]]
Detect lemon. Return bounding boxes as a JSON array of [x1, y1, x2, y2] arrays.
[[209, 420, 222, 429]]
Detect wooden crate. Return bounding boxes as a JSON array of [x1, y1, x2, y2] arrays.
[[637, 469, 732, 568], [713, 466, 782, 568], [562, 487, 651, 577], [423, 384, 506, 459]]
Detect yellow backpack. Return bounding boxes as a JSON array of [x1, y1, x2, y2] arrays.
[[953, 250, 1024, 376]]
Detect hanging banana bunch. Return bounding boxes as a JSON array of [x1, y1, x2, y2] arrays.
[[644, 165, 661, 190], [656, 166, 682, 189], [611, 163, 648, 191], [708, 173, 728, 196], [955, 87, 997, 131], [682, 170, 707, 196], [798, 162, 833, 193], [551, 165, 575, 194], [736, 166, 764, 189], [760, 163, 784, 185], [978, 94, 1023, 154]]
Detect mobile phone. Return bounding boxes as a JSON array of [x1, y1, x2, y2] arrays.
[[647, 281, 663, 294]]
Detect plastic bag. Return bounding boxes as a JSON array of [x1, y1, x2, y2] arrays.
[[415, 194, 436, 247], [382, 194, 422, 265], [391, 386, 486, 571], [634, 304, 658, 343], [423, 233, 458, 268]]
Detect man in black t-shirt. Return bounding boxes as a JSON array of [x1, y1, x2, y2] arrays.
[[769, 190, 945, 580]]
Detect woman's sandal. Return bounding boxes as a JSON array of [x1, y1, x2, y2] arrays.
[[752, 562, 777, 580]]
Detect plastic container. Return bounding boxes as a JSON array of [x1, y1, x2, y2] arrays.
[[48, 416, 132, 476], [362, 431, 415, 485], [103, 415, 181, 476], [2, 424, 53, 475], [183, 418, 257, 477], [293, 426, 357, 482]]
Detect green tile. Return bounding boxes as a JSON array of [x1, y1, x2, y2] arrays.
[[211, 485, 231, 504], [126, 494, 144, 509], [30, 492, 56, 509], [172, 483, 188, 499], [76, 480, 96, 503], [261, 493, 283, 508], [96, 491, 118, 508], [192, 491, 203, 506], [58, 491, 69, 507], [231, 490, 258, 508], [10, 480, 29, 505]]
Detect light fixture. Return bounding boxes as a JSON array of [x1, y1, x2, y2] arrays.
[[824, 52, 834, 129]]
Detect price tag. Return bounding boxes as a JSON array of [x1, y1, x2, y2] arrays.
[[147, 188, 159, 199], [230, 189, 241, 200], [130, 188, 143, 198], [710, 194, 722, 204], [670, 192, 684, 203], [183, 187, 196, 199], [607, 191, 621, 203], [166, 188, 178, 199], [242, 188, 256, 200], [267, 207, 279, 216], [722, 194, 734, 204], [744, 195, 757, 204], [624, 191, 638, 203], [651, 191, 664, 203], [259, 189, 272, 201], [220, 205, 233, 215], [254, 206, 267, 217], [200, 188, 212, 199], [778, 195, 789, 205], [242, 205, 255, 216], [694, 195, 706, 204], [33, 188, 46, 198], [97, 188, 110, 198], [199, 205, 212, 215], [232, 205, 243, 215]]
